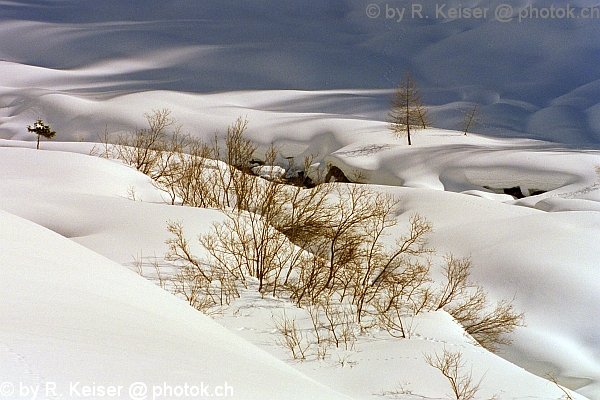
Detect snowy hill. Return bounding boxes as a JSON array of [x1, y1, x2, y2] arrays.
[[1, 134, 598, 398], [1, 0, 600, 146], [1, 1, 600, 398], [0, 149, 357, 399], [0, 211, 353, 400]]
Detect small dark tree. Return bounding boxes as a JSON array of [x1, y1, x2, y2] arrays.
[[28, 119, 56, 150], [388, 72, 431, 145]]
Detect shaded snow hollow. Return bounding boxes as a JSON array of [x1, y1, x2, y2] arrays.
[[1, 0, 600, 146]]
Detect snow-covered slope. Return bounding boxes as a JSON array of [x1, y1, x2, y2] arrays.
[[326, 128, 600, 398], [0, 201, 351, 400], [1, 0, 600, 146], [0, 137, 597, 399], [1, 0, 599, 397], [326, 129, 600, 203]]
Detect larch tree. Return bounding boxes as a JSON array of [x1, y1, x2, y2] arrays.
[[461, 103, 482, 136], [28, 119, 56, 150], [388, 72, 431, 145]]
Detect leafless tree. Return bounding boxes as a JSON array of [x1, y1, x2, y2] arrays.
[[461, 103, 482, 136], [388, 71, 431, 145]]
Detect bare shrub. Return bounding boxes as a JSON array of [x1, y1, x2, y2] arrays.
[[319, 298, 357, 350], [284, 250, 330, 306], [150, 256, 167, 290], [353, 211, 433, 324], [200, 212, 293, 294], [315, 342, 330, 361], [449, 289, 524, 351], [109, 113, 524, 353], [132, 252, 145, 276], [223, 116, 255, 170], [336, 351, 357, 368], [131, 252, 171, 290], [94, 108, 222, 208], [169, 165, 521, 351], [435, 255, 472, 311], [436, 256, 525, 351], [220, 116, 257, 210], [102, 112, 265, 211], [113, 108, 177, 178], [166, 221, 239, 312], [377, 381, 414, 397], [372, 259, 432, 338], [424, 348, 485, 400], [272, 310, 311, 360], [272, 298, 360, 361], [154, 136, 219, 207], [200, 144, 336, 297], [278, 184, 434, 330], [274, 182, 334, 302], [90, 125, 113, 158], [177, 139, 217, 207], [306, 304, 326, 345], [319, 184, 377, 293], [547, 374, 574, 400], [198, 148, 298, 294]]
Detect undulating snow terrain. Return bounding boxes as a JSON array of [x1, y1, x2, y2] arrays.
[[1, 135, 598, 399], [0, 207, 352, 400], [1, 0, 600, 399], [1, 0, 600, 146]]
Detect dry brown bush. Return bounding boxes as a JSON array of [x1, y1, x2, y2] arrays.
[[165, 221, 240, 312], [97, 111, 524, 353], [435, 256, 524, 351], [113, 108, 178, 178], [271, 310, 311, 360], [424, 348, 485, 400]]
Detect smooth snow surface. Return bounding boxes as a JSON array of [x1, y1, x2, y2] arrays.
[[1, 136, 598, 399], [1, 1, 600, 398], [1, 1, 600, 146], [0, 177, 350, 400]]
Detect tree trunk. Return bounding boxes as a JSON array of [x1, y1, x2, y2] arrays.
[[406, 96, 412, 145], [37, 135, 40, 150]]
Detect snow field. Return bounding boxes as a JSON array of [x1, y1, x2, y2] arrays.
[[1, 140, 597, 398]]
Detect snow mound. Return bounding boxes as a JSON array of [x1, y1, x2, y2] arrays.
[[0, 142, 597, 399], [326, 129, 600, 209], [0, 208, 350, 399], [2, 1, 600, 146]]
